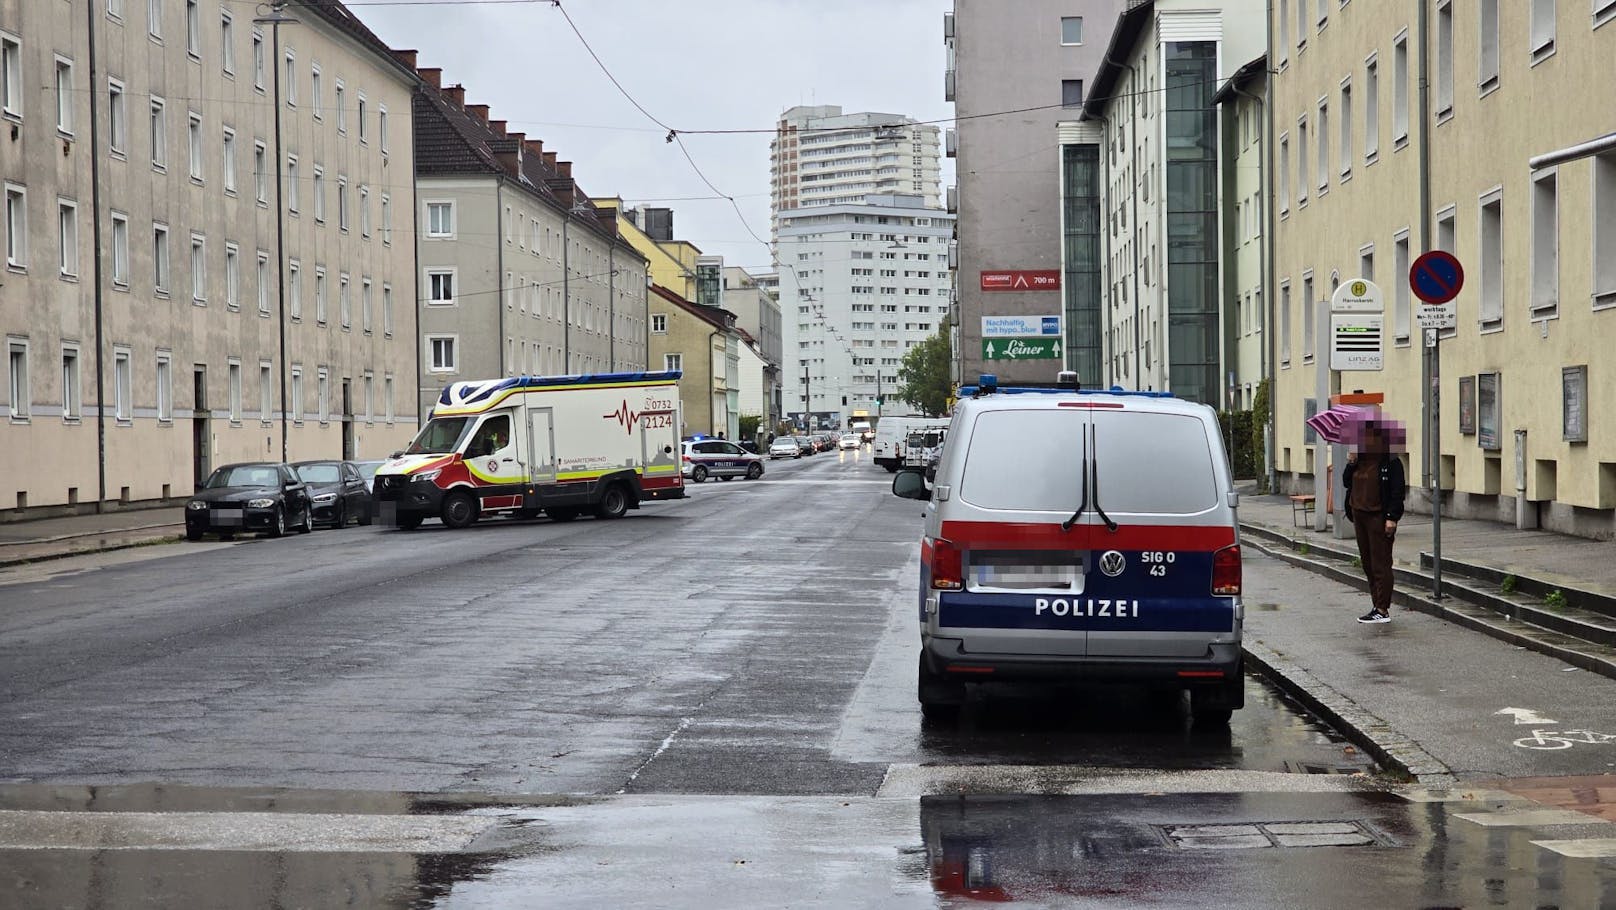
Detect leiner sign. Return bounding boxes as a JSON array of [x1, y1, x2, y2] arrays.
[[982, 337, 1062, 360]]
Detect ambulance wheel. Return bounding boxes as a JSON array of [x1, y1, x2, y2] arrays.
[[594, 484, 630, 520], [692, 465, 709, 483], [396, 513, 423, 531], [440, 491, 479, 529], [547, 508, 579, 523], [746, 463, 763, 480], [917, 652, 965, 724]]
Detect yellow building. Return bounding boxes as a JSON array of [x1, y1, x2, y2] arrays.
[[594, 200, 699, 300], [1268, 0, 1616, 536]]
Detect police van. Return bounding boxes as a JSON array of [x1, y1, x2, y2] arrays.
[[891, 373, 1243, 724]]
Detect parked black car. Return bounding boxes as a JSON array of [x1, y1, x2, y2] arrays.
[[184, 463, 314, 540], [292, 460, 374, 528]]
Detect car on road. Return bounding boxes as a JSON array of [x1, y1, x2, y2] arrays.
[[769, 438, 804, 459], [838, 433, 863, 450], [292, 460, 374, 528], [794, 436, 817, 456], [682, 439, 765, 482], [352, 459, 387, 493], [184, 462, 315, 540]]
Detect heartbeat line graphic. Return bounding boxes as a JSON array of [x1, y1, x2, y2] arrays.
[[604, 400, 641, 435]]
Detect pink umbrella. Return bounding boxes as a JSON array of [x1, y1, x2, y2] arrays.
[[1305, 404, 1367, 444]]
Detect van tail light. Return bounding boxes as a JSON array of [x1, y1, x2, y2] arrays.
[[1212, 545, 1242, 596], [928, 537, 963, 590], [682, 454, 692, 463]]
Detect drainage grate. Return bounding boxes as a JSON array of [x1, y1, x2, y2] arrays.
[[1155, 820, 1393, 850], [1283, 760, 1373, 775]]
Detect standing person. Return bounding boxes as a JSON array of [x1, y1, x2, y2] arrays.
[[1343, 421, 1407, 624]]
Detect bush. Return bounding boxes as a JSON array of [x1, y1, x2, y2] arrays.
[[1219, 409, 1261, 480]]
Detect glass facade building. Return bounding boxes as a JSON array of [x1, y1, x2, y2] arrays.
[[1164, 41, 1221, 405], [1062, 144, 1104, 386]]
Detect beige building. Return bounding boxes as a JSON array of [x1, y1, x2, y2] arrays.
[[1268, 0, 1616, 536], [648, 284, 739, 439], [410, 70, 648, 418], [1, 0, 418, 516], [1214, 55, 1269, 412]]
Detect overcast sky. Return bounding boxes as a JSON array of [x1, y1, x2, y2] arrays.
[[360, 0, 956, 273]]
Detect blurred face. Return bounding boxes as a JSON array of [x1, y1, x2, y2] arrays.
[[1361, 426, 1384, 453]]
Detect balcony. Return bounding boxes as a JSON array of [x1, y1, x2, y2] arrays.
[[944, 70, 956, 103], [945, 128, 957, 158]]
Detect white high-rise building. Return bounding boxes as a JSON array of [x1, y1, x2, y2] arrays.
[[777, 195, 954, 428], [770, 106, 942, 241]]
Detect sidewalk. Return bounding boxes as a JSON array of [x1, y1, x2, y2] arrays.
[[0, 508, 186, 569]]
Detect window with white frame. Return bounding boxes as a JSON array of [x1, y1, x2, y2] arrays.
[[317, 368, 328, 423], [228, 359, 241, 422], [1598, 0, 1616, 29], [1278, 134, 1291, 213], [1393, 34, 1409, 145], [251, 32, 264, 90], [339, 273, 350, 327], [664, 353, 682, 372], [1479, 0, 1500, 91], [4, 184, 24, 268], [334, 81, 345, 132], [1296, 116, 1309, 204], [224, 242, 239, 308], [361, 277, 372, 333], [108, 79, 126, 154], [220, 12, 234, 74], [256, 251, 270, 315], [152, 222, 169, 292], [285, 155, 298, 213], [1596, 153, 1616, 307], [155, 353, 171, 421], [385, 375, 394, 423], [1479, 190, 1504, 326], [311, 66, 322, 119], [283, 48, 296, 106], [1393, 230, 1411, 340], [313, 167, 324, 221], [147, 0, 161, 39], [381, 194, 391, 244], [428, 336, 457, 372], [221, 127, 236, 192], [1060, 16, 1083, 44], [1530, 0, 1555, 59], [359, 186, 370, 237], [149, 96, 166, 168], [1339, 81, 1352, 177], [188, 233, 204, 301], [363, 372, 373, 422], [426, 202, 453, 237], [1359, 244, 1375, 284], [382, 283, 393, 336], [253, 141, 267, 204], [6, 338, 27, 419], [111, 212, 129, 285], [187, 111, 202, 180], [61, 345, 80, 419], [1436, 1, 1453, 115], [1, 32, 22, 120], [1278, 1, 1289, 66], [378, 105, 388, 153], [426, 269, 455, 305], [259, 362, 271, 421], [290, 366, 303, 421], [1364, 56, 1380, 160], [54, 56, 72, 135], [1301, 272, 1315, 359], [315, 268, 327, 323], [337, 176, 348, 231], [1531, 170, 1558, 315], [114, 348, 131, 421], [185, 0, 199, 57], [288, 259, 301, 320], [57, 199, 78, 278], [1316, 99, 1329, 191], [356, 93, 367, 142]]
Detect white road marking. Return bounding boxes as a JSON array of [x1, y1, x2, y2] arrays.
[[1496, 707, 1559, 726]]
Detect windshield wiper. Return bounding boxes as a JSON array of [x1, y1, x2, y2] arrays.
[[1060, 448, 1089, 532], [1091, 424, 1118, 533]]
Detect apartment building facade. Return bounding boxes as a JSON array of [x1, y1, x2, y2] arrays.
[[1, 0, 418, 516], [647, 284, 739, 440], [769, 105, 941, 241], [776, 194, 954, 426], [722, 266, 782, 432], [1213, 55, 1268, 412], [1268, 0, 1616, 536], [411, 71, 649, 418], [949, 0, 1124, 386]]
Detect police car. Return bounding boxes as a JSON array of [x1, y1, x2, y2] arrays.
[[892, 373, 1244, 725], [681, 437, 765, 483]]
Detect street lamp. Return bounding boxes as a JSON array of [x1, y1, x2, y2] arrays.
[[254, 3, 298, 462]]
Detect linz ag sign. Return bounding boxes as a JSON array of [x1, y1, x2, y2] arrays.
[[980, 270, 1061, 292]]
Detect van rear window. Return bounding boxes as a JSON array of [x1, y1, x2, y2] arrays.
[[959, 410, 1085, 512], [1092, 411, 1218, 515]]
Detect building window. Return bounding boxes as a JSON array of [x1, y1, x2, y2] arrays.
[[290, 367, 303, 422], [337, 177, 348, 231], [1479, 0, 1500, 91], [1061, 79, 1083, 108], [224, 242, 239, 308], [1595, 153, 1616, 308], [147, 0, 161, 38], [4, 184, 24, 268], [114, 349, 131, 421], [54, 57, 73, 135], [188, 233, 205, 301], [314, 268, 327, 323], [380, 194, 391, 244], [428, 336, 457, 372], [108, 79, 126, 154], [156, 354, 172, 421], [283, 48, 295, 106], [651, 313, 667, 334], [225, 359, 242, 423], [1316, 100, 1329, 191], [1, 32, 22, 120], [426, 269, 455, 305], [1338, 81, 1353, 177], [382, 284, 393, 336], [1434, 2, 1454, 118], [1480, 190, 1504, 326], [317, 369, 328, 423], [1296, 116, 1309, 204], [1364, 57, 1380, 161], [361, 277, 372, 333], [254, 141, 267, 204], [1530, 0, 1555, 59], [251, 31, 264, 90], [257, 251, 270, 315], [285, 155, 298, 212], [313, 167, 324, 221], [1060, 16, 1083, 44], [1301, 272, 1315, 359], [334, 82, 345, 132], [288, 259, 301, 320], [1278, 134, 1291, 214], [222, 128, 236, 193], [187, 111, 203, 181], [378, 106, 388, 153], [1359, 244, 1375, 283], [1393, 34, 1409, 145], [664, 353, 682, 372], [385, 376, 394, 423], [357, 93, 367, 142], [149, 96, 166, 168], [259, 363, 271, 421], [426, 202, 453, 237], [311, 66, 322, 119], [220, 12, 234, 74], [57, 199, 78, 278], [339, 273, 350, 327], [1531, 171, 1559, 316], [6, 338, 27, 420], [1393, 231, 1411, 340], [110, 212, 129, 285], [61, 346, 80, 419], [359, 186, 370, 237], [152, 222, 169, 292], [185, 0, 199, 57]]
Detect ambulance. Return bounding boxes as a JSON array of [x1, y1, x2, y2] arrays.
[[373, 372, 685, 529], [891, 373, 1244, 725]]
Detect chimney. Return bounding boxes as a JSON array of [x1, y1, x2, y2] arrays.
[[443, 84, 465, 107], [392, 49, 418, 70], [524, 139, 544, 161], [466, 103, 489, 124], [488, 120, 507, 138], [418, 67, 442, 89], [594, 208, 618, 237], [542, 151, 557, 169], [548, 177, 576, 209], [494, 131, 526, 175], [556, 161, 572, 179]]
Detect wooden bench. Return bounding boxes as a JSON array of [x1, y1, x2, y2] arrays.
[[1290, 494, 1316, 527]]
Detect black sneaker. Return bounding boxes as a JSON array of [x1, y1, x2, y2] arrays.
[[1357, 610, 1391, 624]]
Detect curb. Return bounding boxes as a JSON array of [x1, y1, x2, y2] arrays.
[[1242, 641, 1452, 784], [0, 519, 185, 549], [0, 529, 185, 570]]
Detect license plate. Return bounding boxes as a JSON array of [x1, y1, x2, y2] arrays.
[[211, 508, 244, 525]]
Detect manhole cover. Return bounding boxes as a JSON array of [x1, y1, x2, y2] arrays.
[[1156, 820, 1392, 849]]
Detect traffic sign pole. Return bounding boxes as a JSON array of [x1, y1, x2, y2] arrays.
[[1410, 250, 1464, 602]]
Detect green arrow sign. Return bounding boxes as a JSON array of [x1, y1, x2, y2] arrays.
[[983, 336, 1062, 360]]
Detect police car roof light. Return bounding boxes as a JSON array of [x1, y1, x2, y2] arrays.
[[954, 383, 1179, 401]]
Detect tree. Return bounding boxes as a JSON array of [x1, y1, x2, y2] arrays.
[[739, 414, 762, 440], [896, 327, 953, 417]]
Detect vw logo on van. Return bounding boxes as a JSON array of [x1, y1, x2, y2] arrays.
[[1098, 550, 1127, 577]]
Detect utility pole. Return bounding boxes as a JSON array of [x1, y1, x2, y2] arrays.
[[802, 362, 811, 431], [255, 4, 298, 464]]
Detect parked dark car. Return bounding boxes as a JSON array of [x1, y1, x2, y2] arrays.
[[293, 460, 374, 528], [352, 459, 388, 493], [184, 462, 314, 540]]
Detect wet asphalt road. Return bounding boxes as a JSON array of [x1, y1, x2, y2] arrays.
[[2, 450, 1614, 908]]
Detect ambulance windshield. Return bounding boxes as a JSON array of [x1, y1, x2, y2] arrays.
[[406, 417, 472, 455]]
